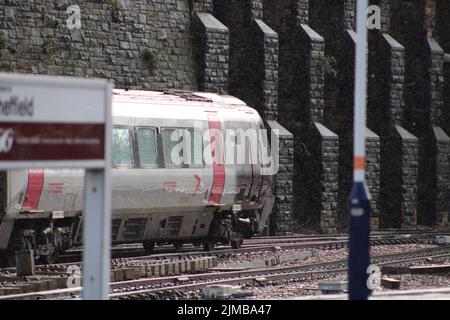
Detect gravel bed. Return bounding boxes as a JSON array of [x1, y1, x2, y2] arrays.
[[116, 244, 445, 300], [244, 272, 450, 299], [218, 244, 438, 268], [240, 274, 348, 299], [381, 274, 450, 291], [221, 244, 442, 299], [384, 256, 450, 268]]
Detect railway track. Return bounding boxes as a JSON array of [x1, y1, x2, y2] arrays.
[[109, 246, 450, 300], [0, 231, 445, 284], [2, 245, 449, 300], [50, 230, 447, 266]]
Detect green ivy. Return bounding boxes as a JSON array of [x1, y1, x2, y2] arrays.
[[43, 38, 76, 62], [318, 55, 337, 77], [0, 64, 15, 72], [104, 0, 124, 11], [0, 32, 9, 58], [43, 39, 63, 56], [141, 49, 159, 75]]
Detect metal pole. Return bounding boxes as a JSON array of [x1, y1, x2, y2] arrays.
[[348, 0, 372, 300], [83, 169, 111, 300], [82, 85, 112, 300]]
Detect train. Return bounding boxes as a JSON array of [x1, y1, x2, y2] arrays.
[[0, 89, 275, 266]]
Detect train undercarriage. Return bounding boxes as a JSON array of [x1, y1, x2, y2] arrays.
[[0, 208, 259, 267]]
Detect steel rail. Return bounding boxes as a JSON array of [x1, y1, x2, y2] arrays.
[[2, 246, 449, 300]]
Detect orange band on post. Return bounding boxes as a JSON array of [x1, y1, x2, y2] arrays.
[[354, 156, 365, 170]]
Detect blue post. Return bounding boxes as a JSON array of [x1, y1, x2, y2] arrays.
[[348, 181, 371, 300]]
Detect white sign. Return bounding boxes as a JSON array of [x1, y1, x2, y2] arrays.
[[0, 73, 113, 300], [0, 73, 111, 169]]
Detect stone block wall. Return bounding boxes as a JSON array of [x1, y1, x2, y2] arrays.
[[444, 58, 450, 136], [344, 0, 356, 31], [322, 28, 381, 227], [214, 0, 294, 235], [309, 0, 355, 51], [0, 0, 449, 233], [434, 127, 450, 225], [263, 1, 304, 127], [252, 19, 279, 120], [192, 12, 229, 93], [192, 0, 214, 13], [380, 127, 419, 227], [0, 0, 197, 90], [269, 23, 326, 129], [315, 124, 339, 234], [214, 0, 279, 119], [293, 124, 339, 234], [436, 1, 450, 147], [213, 0, 254, 98], [371, 0, 391, 33], [366, 129, 381, 229], [436, 0, 450, 51], [267, 121, 295, 234], [368, 32, 404, 134], [292, 126, 340, 234], [390, 0, 450, 226], [368, 30, 419, 228], [264, 0, 339, 234], [427, 39, 444, 128], [263, 0, 309, 30], [310, 1, 383, 229]]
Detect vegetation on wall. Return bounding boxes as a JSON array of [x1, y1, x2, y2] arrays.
[[141, 49, 159, 75], [0, 32, 9, 58], [43, 38, 75, 64], [103, 0, 124, 22], [104, 0, 124, 11], [43, 39, 63, 56], [318, 55, 337, 77]]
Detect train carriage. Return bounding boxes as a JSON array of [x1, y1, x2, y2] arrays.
[[0, 89, 274, 265]]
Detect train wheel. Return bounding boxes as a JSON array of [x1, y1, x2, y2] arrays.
[[2, 253, 16, 267], [143, 241, 155, 254], [41, 250, 57, 265], [230, 239, 243, 250], [0, 254, 7, 268], [173, 242, 183, 251], [202, 241, 215, 252], [193, 241, 201, 247]]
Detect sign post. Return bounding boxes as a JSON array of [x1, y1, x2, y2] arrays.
[[348, 0, 372, 300], [0, 73, 113, 300]]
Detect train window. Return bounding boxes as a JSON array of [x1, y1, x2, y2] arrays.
[[188, 128, 204, 166], [136, 127, 157, 167], [162, 128, 183, 167], [112, 127, 133, 167], [162, 128, 204, 167]]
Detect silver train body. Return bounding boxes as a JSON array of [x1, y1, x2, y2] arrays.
[[0, 90, 274, 264]]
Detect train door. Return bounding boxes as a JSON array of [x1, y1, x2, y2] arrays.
[[111, 125, 161, 210], [205, 113, 226, 206], [223, 120, 254, 203], [248, 119, 264, 202], [156, 120, 213, 239]]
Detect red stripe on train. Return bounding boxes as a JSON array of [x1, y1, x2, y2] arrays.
[[207, 114, 225, 205], [22, 169, 45, 211]]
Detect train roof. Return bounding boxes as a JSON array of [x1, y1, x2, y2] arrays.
[[112, 89, 261, 121]]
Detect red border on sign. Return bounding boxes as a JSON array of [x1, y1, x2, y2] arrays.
[[0, 122, 105, 161]]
